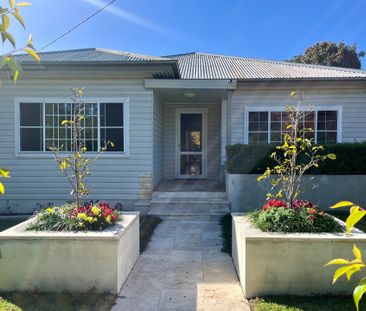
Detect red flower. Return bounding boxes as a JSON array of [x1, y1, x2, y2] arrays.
[[262, 199, 288, 211]]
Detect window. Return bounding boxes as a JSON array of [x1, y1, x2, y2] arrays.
[[247, 109, 340, 144], [18, 99, 128, 153]]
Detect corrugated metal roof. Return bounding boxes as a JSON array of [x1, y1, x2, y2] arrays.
[[16, 48, 168, 62], [15, 48, 366, 80], [165, 52, 366, 80]]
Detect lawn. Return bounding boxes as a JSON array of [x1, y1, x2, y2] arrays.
[[251, 296, 366, 311]]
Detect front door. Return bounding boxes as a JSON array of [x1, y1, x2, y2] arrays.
[[176, 109, 207, 179]]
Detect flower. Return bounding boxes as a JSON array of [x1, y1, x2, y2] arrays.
[[262, 199, 288, 211], [77, 213, 87, 220], [91, 206, 101, 216], [292, 199, 317, 210], [105, 215, 111, 224], [47, 207, 53, 213], [86, 216, 94, 223]]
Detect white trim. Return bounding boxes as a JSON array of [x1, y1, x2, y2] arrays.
[[14, 97, 130, 158], [243, 105, 343, 144], [144, 79, 237, 90], [175, 108, 208, 179]]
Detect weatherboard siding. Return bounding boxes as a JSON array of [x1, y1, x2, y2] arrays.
[[152, 91, 164, 188], [231, 86, 366, 144], [0, 79, 153, 213]]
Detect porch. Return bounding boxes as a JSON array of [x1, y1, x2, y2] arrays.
[[154, 179, 225, 192]]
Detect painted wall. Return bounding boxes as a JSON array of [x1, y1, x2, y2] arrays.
[[162, 103, 221, 180], [152, 91, 164, 188], [231, 86, 366, 144], [227, 174, 366, 212], [0, 78, 153, 213]]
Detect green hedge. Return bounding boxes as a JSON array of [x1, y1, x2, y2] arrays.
[[226, 143, 366, 175]]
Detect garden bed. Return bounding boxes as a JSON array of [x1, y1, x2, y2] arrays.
[[0, 212, 139, 294], [232, 214, 366, 298]]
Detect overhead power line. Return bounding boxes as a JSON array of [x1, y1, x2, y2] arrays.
[[38, 0, 117, 52]]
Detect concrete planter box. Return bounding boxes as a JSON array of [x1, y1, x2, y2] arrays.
[[232, 214, 366, 298], [0, 212, 139, 294], [227, 174, 366, 212]]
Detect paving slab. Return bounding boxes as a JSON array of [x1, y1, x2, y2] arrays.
[[113, 219, 250, 311]]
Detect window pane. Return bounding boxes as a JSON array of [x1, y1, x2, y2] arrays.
[[101, 128, 124, 151], [180, 114, 202, 152], [326, 132, 337, 143], [20, 103, 42, 126], [327, 121, 337, 131], [271, 122, 281, 131], [20, 128, 42, 151], [249, 112, 259, 122], [271, 112, 281, 122], [180, 155, 202, 175], [326, 111, 337, 121], [100, 103, 123, 126]]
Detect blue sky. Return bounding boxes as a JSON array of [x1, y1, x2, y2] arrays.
[[6, 0, 366, 68]]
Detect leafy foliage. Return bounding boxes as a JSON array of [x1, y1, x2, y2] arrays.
[[326, 201, 366, 311], [257, 91, 336, 206], [0, 0, 40, 82], [226, 142, 366, 175], [0, 1, 40, 196], [0, 298, 21, 311], [289, 42, 365, 69], [50, 88, 113, 207], [250, 199, 342, 233], [27, 202, 122, 232]]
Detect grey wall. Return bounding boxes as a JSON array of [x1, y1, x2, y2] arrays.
[[163, 103, 221, 180], [228, 174, 366, 212], [0, 78, 154, 213], [152, 91, 164, 188], [231, 86, 366, 144]]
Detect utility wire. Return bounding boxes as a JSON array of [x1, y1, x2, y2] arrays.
[[37, 0, 117, 52]]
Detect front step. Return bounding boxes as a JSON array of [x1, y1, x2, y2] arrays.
[[149, 191, 230, 218]]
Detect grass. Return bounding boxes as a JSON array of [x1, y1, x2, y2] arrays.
[[251, 296, 366, 311], [220, 214, 232, 255], [139, 214, 162, 253], [0, 291, 115, 311]]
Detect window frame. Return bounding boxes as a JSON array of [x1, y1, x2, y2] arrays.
[[244, 106, 343, 144], [14, 97, 130, 158]]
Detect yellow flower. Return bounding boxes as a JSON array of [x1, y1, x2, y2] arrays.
[[77, 213, 87, 220], [92, 206, 101, 216], [106, 215, 111, 224], [47, 208, 53, 213], [86, 216, 94, 223]]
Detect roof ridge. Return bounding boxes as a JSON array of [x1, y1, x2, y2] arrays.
[[170, 51, 366, 74], [95, 48, 167, 60], [32, 47, 97, 55]]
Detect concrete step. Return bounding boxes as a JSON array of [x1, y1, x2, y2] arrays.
[[150, 198, 229, 204], [152, 191, 227, 200]]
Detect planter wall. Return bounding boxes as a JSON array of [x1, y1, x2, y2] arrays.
[[0, 212, 140, 294], [227, 174, 366, 212], [232, 214, 366, 298]]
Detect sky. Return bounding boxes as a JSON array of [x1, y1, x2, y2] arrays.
[[4, 0, 366, 68]]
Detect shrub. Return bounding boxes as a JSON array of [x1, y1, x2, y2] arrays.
[[226, 142, 366, 175], [27, 202, 122, 232], [249, 199, 342, 233]]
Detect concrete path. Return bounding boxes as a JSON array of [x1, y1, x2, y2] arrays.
[[113, 219, 250, 311]]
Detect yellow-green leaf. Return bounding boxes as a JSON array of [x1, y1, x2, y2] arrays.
[[2, 14, 10, 31], [346, 208, 366, 235], [330, 201, 355, 209], [3, 31, 16, 48], [290, 91, 297, 97], [354, 244, 363, 261], [61, 120, 69, 126], [0, 182, 4, 194], [333, 265, 356, 284], [24, 48, 40, 62], [12, 11, 25, 28], [325, 258, 350, 266], [27, 33, 33, 48], [9, 0, 15, 8], [0, 169, 10, 178], [354, 277, 366, 311], [59, 161, 67, 171], [16, 2, 31, 7]]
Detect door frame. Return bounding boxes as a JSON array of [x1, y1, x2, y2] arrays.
[[175, 108, 208, 179]]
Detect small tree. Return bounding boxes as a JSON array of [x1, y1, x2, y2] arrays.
[[50, 88, 113, 207], [0, 0, 39, 195], [258, 91, 336, 206]]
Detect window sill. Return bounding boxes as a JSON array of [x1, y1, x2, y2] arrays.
[[14, 152, 130, 159]]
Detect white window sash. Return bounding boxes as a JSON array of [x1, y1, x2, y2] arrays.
[[14, 97, 130, 158], [244, 106, 343, 144]]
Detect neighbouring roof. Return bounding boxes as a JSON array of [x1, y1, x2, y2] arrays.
[[15, 48, 366, 81]]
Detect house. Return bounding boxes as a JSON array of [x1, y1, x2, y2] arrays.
[[1, 48, 366, 214]]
